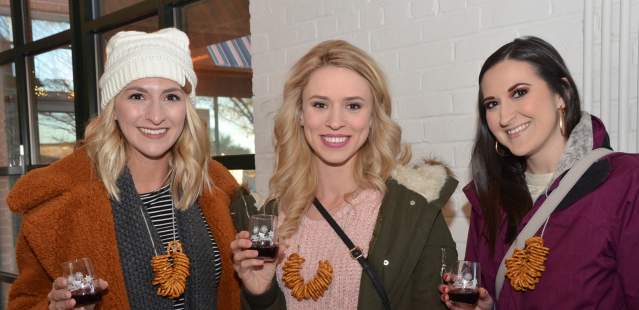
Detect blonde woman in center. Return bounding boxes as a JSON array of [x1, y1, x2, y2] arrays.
[[230, 40, 458, 310]]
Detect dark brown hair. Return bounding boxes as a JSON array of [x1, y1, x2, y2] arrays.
[[472, 36, 582, 252]]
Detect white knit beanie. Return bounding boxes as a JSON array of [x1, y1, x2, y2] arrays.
[[98, 27, 197, 109]]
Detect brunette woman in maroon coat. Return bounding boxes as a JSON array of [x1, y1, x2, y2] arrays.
[[440, 36, 639, 309]]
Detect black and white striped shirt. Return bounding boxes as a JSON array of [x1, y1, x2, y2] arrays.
[[139, 184, 222, 309]]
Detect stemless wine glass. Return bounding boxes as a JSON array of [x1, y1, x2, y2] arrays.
[[447, 260, 481, 306], [249, 214, 279, 261], [62, 257, 103, 307]]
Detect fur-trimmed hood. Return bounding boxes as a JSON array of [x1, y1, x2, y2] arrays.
[[391, 159, 454, 203]]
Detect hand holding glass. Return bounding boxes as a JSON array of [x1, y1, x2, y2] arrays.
[[447, 261, 481, 306], [61, 257, 103, 307], [248, 214, 279, 261]]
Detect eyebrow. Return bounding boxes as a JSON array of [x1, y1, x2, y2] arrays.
[[162, 88, 184, 94], [306, 95, 329, 101], [508, 82, 531, 92], [122, 86, 149, 93], [305, 95, 366, 101], [121, 87, 184, 94], [481, 96, 495, 104], [482, 82, 532, 103]]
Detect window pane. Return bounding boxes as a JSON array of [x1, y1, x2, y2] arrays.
[[195, 97, 254, 155], [1, 176, 20, 307], [28, 0, 70, 41], [97, 16, 159, 85], [32, 46, 76, 164], [0, 2, 13, 52], [184, 0, 254, 156], [98, 0, 145, 16], [0, 63, 19, 167]]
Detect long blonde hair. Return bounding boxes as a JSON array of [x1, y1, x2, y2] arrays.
[[84, 94, 211, 210], [271, 40, 410, 240]]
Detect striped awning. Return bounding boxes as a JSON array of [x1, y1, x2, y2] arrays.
[[208, 36, 251, 69]]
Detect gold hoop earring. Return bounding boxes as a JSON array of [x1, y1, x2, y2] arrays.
[[559, 107, 566, 136], [495, 141, 506, 156]]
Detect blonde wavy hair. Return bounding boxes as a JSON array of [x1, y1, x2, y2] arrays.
[[84, 90, 211, 211], [270, 40, 411, 240]]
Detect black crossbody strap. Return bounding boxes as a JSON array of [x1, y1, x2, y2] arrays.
[[313, 198, 392, 310]]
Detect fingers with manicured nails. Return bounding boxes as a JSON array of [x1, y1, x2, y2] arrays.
[[438, 284, 447, 294], [439, 284, 449, 305]]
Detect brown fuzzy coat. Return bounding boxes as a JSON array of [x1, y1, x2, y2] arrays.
[[6, 149, 241, 310]]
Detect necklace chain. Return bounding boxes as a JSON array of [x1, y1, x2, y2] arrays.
[[139, 177, 177, 255]]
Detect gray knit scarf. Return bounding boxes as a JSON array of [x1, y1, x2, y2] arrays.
[[111, 168, 218, 309]]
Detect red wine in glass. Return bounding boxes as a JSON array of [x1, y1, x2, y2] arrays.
[[62, 257, 102, 307], [447, 260, 481, 306], [249, 214, 278, 261], [448, 287, 479, 304], [250, 240, 279, 260], [71, 287, 103, 306]]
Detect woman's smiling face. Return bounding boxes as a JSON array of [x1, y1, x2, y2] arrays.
[[114, 77, 187, 163], [481, 59, 566, 160], [300, 66, 373, 168]]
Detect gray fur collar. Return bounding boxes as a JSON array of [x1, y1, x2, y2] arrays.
[[554, 112, 593, 178], [391, 160, 450, 202]]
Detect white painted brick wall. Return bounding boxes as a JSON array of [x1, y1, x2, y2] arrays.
[[250, 0, 639, 259]]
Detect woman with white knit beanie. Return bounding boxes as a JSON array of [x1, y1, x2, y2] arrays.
[[7, 28, 242, 310]]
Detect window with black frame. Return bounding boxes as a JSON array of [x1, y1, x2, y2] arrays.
[[0, 1, 254, 307]]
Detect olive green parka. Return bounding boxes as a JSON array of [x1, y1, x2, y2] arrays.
[[232, 160, 458, 310]]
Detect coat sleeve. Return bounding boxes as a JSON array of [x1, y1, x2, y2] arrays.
[[8, 230, 53, 310], [463, 185, 492, 297], [408, 209, 457, 309], [408, 176, 458, 309], [240, 278, 287, 310], [616, 172, 639, 307]]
